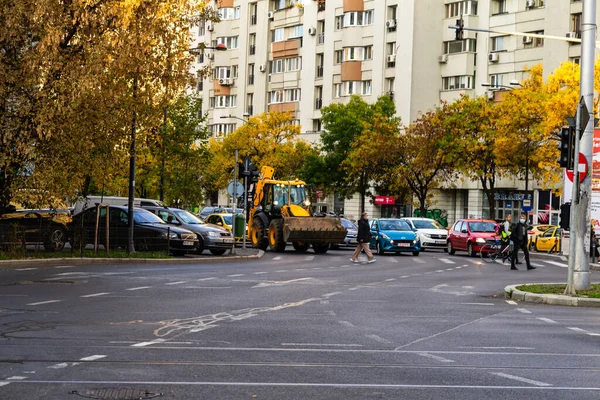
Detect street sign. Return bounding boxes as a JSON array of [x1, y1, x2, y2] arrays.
[[522, 199, 531, 211], [566, 152, 588, 182], [580, 96, 590, 134], [227, 181, 244, 197]]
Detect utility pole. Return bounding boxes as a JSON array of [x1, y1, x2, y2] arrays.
[[231, 149, 238, 255], [567, 0, 595, 293]]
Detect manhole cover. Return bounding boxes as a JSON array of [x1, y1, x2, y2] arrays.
[[70, 388, 163, 399]]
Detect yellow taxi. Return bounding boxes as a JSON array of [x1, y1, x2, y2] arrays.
[[527, 224, 558, 249], [205, 213, 246, 242], [530, 227, 562, 253]]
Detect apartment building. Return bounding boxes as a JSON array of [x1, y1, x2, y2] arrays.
[[193, 0, 585, 225]]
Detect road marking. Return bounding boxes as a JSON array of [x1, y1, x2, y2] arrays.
[[305, 256, 315, 261], [462, 286, 474, 289], [253, 278, 314, 288], [388, 258, 398, 263], [491, 372, 552, 387], [7, 376, 27, 380], [385, 278, 396, 282], [400, 275, 410, 278], [439, 258, 455, 264], [253, 272, 268, 275], [312, 267, 322, 270], [424, 271, 434, 274], [27, 300, 61, 306], [0, 382, 10, 387], [568, 327, 586, 333], [131, 339, 166, 347], [537, 317, 557, 324], [79, 355, 106, 361], [460, 346, 535, 350], [365, 334, 392, 344], [413, 259, 426, 264], [530, 262, 544, 267], [338, 321, 355, 328], [516, 308, 532, 314], [165, 281, 187, 285], [54, 265, 75, 269], [275, 270, 286, 273], [15, 268, 37, 271], [197, 278, 216, 281], [323, 292, 342, 298], [126, 286, 152, 291], [435, 270, 444, 273], [443, 302, 494, 306], [282, 343, 362, 347], [544, 260, 568, 268], [295, 269, 307, 271], [417, 352, 454, 363], [48, 363, 70, 369], [445, 268, 454, 271], [227, 274, 244, 277], [505, 300, 518, 305], [81, 292, 110, 298]]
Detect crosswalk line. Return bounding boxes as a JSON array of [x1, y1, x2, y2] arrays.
[[439, 258, 455, 264], [543, 260, 568, 268]]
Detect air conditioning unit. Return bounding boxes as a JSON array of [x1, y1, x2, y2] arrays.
[[259, 64, 266, 72], [525, 0, 535, 9], [566, 31, 578, 39], [308, 27, 316, 36], [207, 23, 213, 32], [267, 11, 274, 20], [387, 54, 396, 63], [206, 52, 214, 60], [488, 52, 499, 63], [522, 36, 533, 44], [438, 54, 448, 63], [386, 19, 397, 28], [219, 78, 233, 86]]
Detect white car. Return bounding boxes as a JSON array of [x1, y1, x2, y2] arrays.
[[402, 217, 448, 251]]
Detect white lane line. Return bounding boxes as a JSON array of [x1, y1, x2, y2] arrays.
[[165, 281, 187, 285], [462, 286, 474, 289], [445, 268, 455, 271], [253, 272, 268, 275], [282, 343, 363, 347], [191, 287, 231, 289], [15, 268, 37, 271], [197, 277, 216, 281], [323, 292, 342, 298], [305, 256, 315, 261], [461, 347, 535, 350], [530, 262, 545, 267], [568, 327, 587, 333], [516, 308, 532, 314], [443, 302, 494, 306], [312, 268, 322, 270], [54, 265, 75, 269], [417, 352, 455, 363], [491, 372, 552, 387], [544, 260, 568, 268], [537, 317, 557, 324], [366, 334, 392, 344], [339, 321, 355, 328], [385, 278, 397, 282], [275, 270, 286, 273], [388, 258, 398, 263], [227, 274, 244, 277], [0, 382, 10, 387], [126, 286, 152, 291], [273, 257, 282, 261], [27, 300, 61, 306], [295, 269, 307, 271], [400, 275, 410, 278], [81, 292, 110, 298], [424, 271, 434, 274], [80, 355, 107, 361], [131, 339, 166, 347], [505, 300, 518, 305], [413, 259, 426, 264], [439, 258, 455, 264], [6, 376, 27, 380], [435, 270, 444, 273], [48, 363, 71, 369]]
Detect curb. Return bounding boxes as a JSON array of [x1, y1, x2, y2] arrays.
[[0, 250, 265, 268], [504, 283, 600, 308], [529, 252, 600, 271]]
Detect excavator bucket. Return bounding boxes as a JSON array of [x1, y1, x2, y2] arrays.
[[282, 217, 347, 244]]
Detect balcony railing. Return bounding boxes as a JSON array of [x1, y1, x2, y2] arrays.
[[251, 14, 257, 25], [317, 33, 325, 45], [316, 65, 324, 78]]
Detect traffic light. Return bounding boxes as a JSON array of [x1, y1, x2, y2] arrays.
[[455, 17, 464, 40], [560, 202, 571, 231], [558, 126, 575, 169], [241, 156, 260, 183]]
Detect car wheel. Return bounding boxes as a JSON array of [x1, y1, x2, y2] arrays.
[[412, 251, 420, 256], [467, 243, 475, 257], [447, 241, 455, 255], [377, 242, 384, 255], [268, 220, 286, 252], [196, 237, 205, 255], [292, 242, 310, 253], [210, 249, 227, 256], [44, 227, 67, 252]]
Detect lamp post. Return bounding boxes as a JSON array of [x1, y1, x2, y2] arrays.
[[159, 43, 227, 202]]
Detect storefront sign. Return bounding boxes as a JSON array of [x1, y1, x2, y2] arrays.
[[374, 196, 396, 205]]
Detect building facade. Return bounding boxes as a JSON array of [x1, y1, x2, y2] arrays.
[[193, 0, 584, 224]]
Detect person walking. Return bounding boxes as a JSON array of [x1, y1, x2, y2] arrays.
[[510, 213, 535, 271], [350, 212, 376, 264], [500, 214, 512, 263]]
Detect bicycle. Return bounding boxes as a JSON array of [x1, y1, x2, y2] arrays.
[[479, 237, 525, 264]]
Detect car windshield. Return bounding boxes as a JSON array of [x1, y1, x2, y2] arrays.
[[174, 209, 204, 225], [413, 220, 443, 229], [468, 221, 496, 233], [134, 209, 166, 224], [341, 219, 357, 229], [379, 220, 411, 231]]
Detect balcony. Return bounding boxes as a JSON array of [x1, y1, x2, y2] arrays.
[[316, 65, 324, 78]]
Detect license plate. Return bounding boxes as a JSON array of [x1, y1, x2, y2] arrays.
[[183, 241, 194, 246], [435, 240, 446, 244], [397, 243, 410, 247]]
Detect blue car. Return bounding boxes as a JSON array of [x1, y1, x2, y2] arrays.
[[369, 218, 420, 256]]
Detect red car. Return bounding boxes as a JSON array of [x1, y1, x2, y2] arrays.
[[447, 218, 498, 257]]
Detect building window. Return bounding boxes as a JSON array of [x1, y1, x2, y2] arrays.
[[210, 95, 237, 108], [214, 36, 239, 49], [571, 13, 582, 37], [210, 123, 236, 136], [387, 5, 397, 20], [334, 50, 343, 64], [335, 15, 344, 30], [289, 24, 303, 38], [198, 19, 206, 36], [213, 67, 233, 79], [445, 1, 478, 18], [489, 74, 503, 87], [524, 31, 544, 47], [442, 75, 474, 91], [272, 28, 285, 42], [250, 3, 258, 25], [313, 119, 322, 132], [247, 93, 254, 115], [285, 88, 301, 102], [218, 7, 240, 20], [491, 0, 506, 15], [491, 36, 506, 51], [248, 64, 255, 85], [342, 10, 374, 27], [268, 57, 302, 74], [333, 81, 372, 97], [343, 46, 373, 61], [444, 39, 476, 53]]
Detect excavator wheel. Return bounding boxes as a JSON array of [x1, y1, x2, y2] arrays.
[[312, 243, 329, 254], [268, 220, 286, 252], [251, 217, 268, 250], [292, 242, 310, 253]]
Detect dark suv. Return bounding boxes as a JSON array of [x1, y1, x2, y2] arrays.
[[0, 209, 71, 251], [143, 206, 234, 255]]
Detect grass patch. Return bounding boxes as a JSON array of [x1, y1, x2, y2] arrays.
[[517, 283, 600, 298], [0, 249, 173, 260]]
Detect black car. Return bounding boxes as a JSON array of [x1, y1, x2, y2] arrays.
[[0, 209, 71, 252], [71, 205, 198, 255]]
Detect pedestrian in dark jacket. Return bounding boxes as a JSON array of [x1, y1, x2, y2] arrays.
[[350, 212, 375, 263], [510, 213, 535, 270]]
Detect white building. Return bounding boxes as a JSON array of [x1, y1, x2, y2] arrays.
[[193, 0, 583, 225]]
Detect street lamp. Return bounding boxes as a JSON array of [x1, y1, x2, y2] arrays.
[[159, 43, 227, 202], [481, 80, 521, 90]]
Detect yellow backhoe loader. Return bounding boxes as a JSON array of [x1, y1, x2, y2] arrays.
[[248, 166, 347, 253]]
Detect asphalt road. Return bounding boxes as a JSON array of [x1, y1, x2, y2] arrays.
[[0, 248, 599, 399]]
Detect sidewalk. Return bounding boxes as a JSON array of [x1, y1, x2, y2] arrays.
[[0, 247, 264, 268]]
